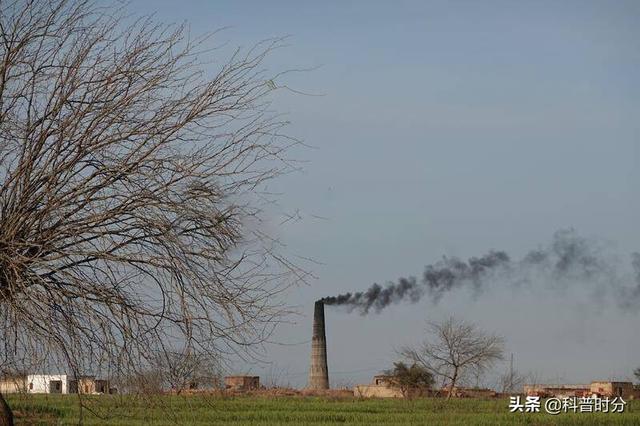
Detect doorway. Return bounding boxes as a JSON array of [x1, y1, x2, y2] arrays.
[[49, 380, 63, 393]]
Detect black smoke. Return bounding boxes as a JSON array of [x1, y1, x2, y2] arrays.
[[423, 250, 510, 302], [618, 252, 640, 309], [633, 253, 640, 288], [321, 277, 422, 315], [321, 229, 638, 314]]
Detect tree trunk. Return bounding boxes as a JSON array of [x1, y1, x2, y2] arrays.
[[447, 369, 458, 399], [0, 391, 14, 426]]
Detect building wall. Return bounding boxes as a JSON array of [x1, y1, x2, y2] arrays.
[[69, 377, 97, 394], [68, 377, 111, 394], [0, 377, 27, 394], [590, 382, 635, 398], [27, 375, 69, 394], [95, 380, 109, 393], [82, 377, 96, 394], [354, 384, 404, 398], [452, 387, 497, 398], [4, 375, 113, 395], [224, 376, 259, 390], [525, 382, 637, 399], [372, 376, 393, 386], [524, 384, 589, 398]]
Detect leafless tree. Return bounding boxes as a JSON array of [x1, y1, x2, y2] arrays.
[[0, 0, 307, 423], [114, 368, 165, 396], [157, 350, 222, 394], [400, 317, 504, 398], [497, 355, 526, 394], [263, 363, 292, 389], [110, 350, 221, 396]]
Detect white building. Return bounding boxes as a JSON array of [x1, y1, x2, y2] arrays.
[[1, 374, 114, 394], [26, 374, 70, 394]]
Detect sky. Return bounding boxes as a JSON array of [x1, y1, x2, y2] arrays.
[[133, 0, 640, 388]]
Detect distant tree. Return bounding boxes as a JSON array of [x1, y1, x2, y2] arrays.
[[496, 354, 526, 394], [159, 351, 222, 394], [400, 317, 505, 398], [634, 368, 640, 383], [263, 364, 292, 389], [114, 369, 165, 395], [384, 361, 434, 398], [498, 367, 526, 394]]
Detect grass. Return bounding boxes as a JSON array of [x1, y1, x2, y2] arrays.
[[5, 394, 640, 425]]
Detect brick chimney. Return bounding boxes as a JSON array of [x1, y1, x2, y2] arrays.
[[307, 300, 329, 389]]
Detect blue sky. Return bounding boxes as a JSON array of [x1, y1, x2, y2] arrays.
[[135, 0, 640, 387]]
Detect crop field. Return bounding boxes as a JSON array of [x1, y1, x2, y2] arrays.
[[5, 394, 640, 425]]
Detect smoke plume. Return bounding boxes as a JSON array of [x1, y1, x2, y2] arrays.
[[321, 229, 638, 314]]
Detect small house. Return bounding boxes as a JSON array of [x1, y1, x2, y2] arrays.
[[224, 376, 260, 391]]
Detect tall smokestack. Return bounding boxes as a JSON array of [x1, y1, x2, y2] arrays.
[[308, 300, 329, 389]]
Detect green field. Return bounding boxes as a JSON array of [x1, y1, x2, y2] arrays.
[[5, 394, 640, 425]]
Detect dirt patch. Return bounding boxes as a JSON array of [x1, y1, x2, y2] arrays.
[[13, 409, 60, 425]]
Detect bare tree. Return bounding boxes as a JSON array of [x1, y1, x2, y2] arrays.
[[496, 354, 525, 394], [400, 317, 504, 398], [0, 0, 306, 423], [112, 350, 221, 396], [263, 363, 292, 389], [114, 368, 165, 396], [158, 350, 222, 394]]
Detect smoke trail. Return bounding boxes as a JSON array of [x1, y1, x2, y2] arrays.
[[423, 250, 509, 302], [618, 252, 640, 309], [321, 229, 637, 314], [633, 253, 640, 288], [321, 277, 422, 314]]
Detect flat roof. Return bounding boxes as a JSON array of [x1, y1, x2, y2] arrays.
[[224, 375, 259, 379]]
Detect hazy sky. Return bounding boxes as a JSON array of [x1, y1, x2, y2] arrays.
[[134, 0, 640, 388]]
